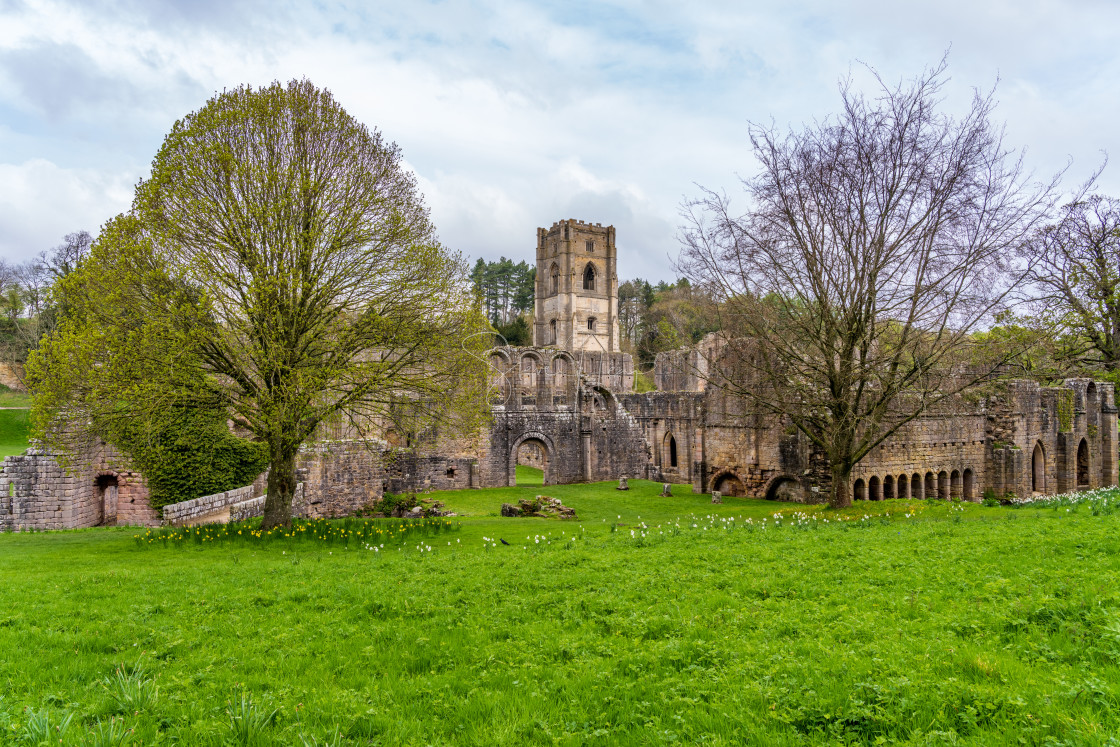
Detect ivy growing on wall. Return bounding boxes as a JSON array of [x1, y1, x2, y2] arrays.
[[1056, 390, 1075, 432], [102, 406, 268, 510]]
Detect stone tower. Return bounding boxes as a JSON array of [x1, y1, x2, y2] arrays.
[[532, 219, 620, 352]]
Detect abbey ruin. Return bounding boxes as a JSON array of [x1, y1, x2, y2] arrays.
[[2, 218, 1117, 530]]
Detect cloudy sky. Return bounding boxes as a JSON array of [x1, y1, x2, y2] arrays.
[[1, 0, 1119, 281]]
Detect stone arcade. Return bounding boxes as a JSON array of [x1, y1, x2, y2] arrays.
[[2, 218, 1117, 529]]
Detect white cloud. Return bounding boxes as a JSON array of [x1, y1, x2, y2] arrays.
[[0, 159, 133, 260], [1, 0, 1120, 281]]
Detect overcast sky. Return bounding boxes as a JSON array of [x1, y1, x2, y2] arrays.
[[2, 0, 1119, 281]]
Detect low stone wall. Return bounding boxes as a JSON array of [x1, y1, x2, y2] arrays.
[[163, 484, 256, 526], [230, 496, 266, 521]]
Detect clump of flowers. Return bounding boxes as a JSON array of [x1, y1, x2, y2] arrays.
[[134, 516, 461, 550]]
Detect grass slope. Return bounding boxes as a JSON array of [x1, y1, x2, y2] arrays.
[[2, 481, 1120, 745], [0, 407, 29, 457]]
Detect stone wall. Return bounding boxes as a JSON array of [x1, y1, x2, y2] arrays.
[[230, 496, 266, 521], [163, 484, 257, 525], [617, 391, 704, 485], [297, 441, 384, 517], [0, 443, 158, 531], [381, 451, 476, 494]]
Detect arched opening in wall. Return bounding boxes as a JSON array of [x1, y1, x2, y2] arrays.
[[520, 355, 540, 407], [665, 433, 678, 468], [868, 475, 881, 501], [582, 263, 596, 291], [766, 477, 803, 502], [520, 354, 540, 387], [487, 352, 511, 406], [898, 474, 909, 499], [1032, 442, 1046, 493], [963, 468, 975, 501], [925, 471, 936, 499], [853, 478, 867, 501], [712, 472, 746, 497], [551, 356, 570, 406], [950, 469, 962, 500], [938, 470, 950, 499], [515, 438, 548, 486], [587, 317, 597, 331], [883, 475, 895, 500], [1077, 438, 1090, 488], [95, 474, 119, 526], [549, 263, 559, 295], [912, 473, 922, 499], [549, 319, 557, 345]]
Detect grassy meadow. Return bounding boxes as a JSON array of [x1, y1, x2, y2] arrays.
[[0, 384, 32, 457], [2, 474, 1120, 745], [0, 407, 30, 458]]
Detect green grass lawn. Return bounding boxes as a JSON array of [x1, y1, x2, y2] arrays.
[[0, 385, 32, 408], [3, 481, 1120, 745], [515, 464, 543, 486], [0, 406, 30, 457]]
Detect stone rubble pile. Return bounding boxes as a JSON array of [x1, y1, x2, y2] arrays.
[[501, 495, 578, 520]]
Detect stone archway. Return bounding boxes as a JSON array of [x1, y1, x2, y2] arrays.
[[710, 470, 746, 497], [508, 431, 556, 487], [763, 474, 803, 502]]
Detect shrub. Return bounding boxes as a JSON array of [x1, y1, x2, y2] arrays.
[[100, 405, 268, 510]]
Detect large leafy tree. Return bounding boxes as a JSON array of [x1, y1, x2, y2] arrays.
[[679, 61, 1055, 507], [28, 79, 491, 528]]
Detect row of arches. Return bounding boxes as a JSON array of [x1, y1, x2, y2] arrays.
[[547, 262, 599, 295], [489, 349, 576, 408], [853, 468, 976, 501]]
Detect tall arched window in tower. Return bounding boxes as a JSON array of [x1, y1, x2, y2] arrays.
[[549, 319, 557, 345], [549, 263, 559, 295], [583, 263, 596, 291]]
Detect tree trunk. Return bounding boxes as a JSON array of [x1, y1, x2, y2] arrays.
[[829, 462, 852, 509], [261, 447, 298, 529]]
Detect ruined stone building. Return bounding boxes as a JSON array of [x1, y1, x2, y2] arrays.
[[2, 218, 1117, 530]]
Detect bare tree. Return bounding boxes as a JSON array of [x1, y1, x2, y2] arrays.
[[43, 231, 92, 280], [1023, 194, 1120, 378], [679, 60, 1056, 507]]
